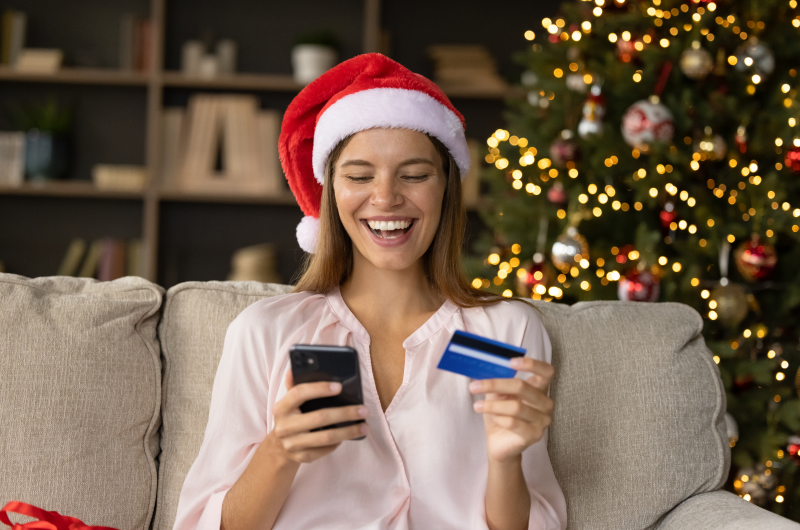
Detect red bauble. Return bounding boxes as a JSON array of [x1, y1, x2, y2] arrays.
[[788, 435, 800, 466], [659, 201, 678, 231], [734, 234, 777, 281], [515, 260, 550, 296], [617, 268, 660, 302], [785, 147, 800, 173], [549, 130, 579, 167], [547, 182, 568, 204]]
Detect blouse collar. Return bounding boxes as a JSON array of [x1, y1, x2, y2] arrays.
[[325, 285, 458, 349]]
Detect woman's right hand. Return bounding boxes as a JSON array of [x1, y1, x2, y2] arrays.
[[266, 370, 369, 464]]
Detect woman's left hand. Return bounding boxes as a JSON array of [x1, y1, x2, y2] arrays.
[[469, 357, 555, 464]]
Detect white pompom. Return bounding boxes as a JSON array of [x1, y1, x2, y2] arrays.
[[296, 216, 320, 254]]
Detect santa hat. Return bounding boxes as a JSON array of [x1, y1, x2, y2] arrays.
[[278, 52, 470, 254]]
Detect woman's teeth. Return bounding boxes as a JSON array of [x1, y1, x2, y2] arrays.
[[366, 219, 413, 239]]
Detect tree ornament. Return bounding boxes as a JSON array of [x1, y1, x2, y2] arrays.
[[734, 124, 748, 153], [735, 38, 775, 78], [547, 181, 568, 204], [733, 463, 778, 506], [621, 96, 674, 149], [659, 201, 678, 232], [617, 266, 660, 302], [515, 257, 551, 297], [566, 73, 589, 92], [680, 41, 713, 80], [520, 70, 538, 87], [734, 234, 777, 281], [784, 147, 800, 173], [578, 85, 605, 138], [694, 126, 727, 161], [616, 38, 638, 63], [711, 241, 749, 326], [551, 226, 589, 273], [549, 130, 579, 166], [788, 435, 800, 466], [711, 283, 749, 326]]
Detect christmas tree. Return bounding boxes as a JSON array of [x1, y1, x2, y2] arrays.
[[469, 0, 800, 519]]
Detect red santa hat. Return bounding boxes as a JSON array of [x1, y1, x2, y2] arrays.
[[278, 52, 470, 254]]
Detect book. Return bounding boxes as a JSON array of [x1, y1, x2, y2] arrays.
[[77, 240, 103, 278], [57, 238, 88, 276], [92, 164, 147, 191], [1, 10, 26, 66], [175, 94, 287, 196], [127, 239, 142, 277], [137, 18, 153, 72], [15, 49, 63, 73], [257, 109, 286, 195], [160, 107, 185, 189], [0, 132, 25, 186], [119, 14, 137, 70], [97, 238, 126, 282]]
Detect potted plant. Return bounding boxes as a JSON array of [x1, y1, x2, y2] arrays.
[[291, 30, 340, 85], [10, 98, 74, 181]]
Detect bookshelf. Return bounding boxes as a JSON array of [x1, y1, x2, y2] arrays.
[[0, 0, 552, 287]]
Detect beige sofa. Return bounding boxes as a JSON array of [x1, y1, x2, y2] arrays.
[[1, 273, 798, 530]]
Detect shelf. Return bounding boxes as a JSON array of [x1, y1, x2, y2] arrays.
[[437, 83, 526, 100], [0, 181, 144, 199], [0, 67, 151, 86], [162, 71, 304, 92], [157, 188, 299, 205]]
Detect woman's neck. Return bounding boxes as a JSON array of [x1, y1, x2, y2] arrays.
[[339, 248, 444, 322]]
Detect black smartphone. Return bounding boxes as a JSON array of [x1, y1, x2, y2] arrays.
[[289, 344, 365, 438]]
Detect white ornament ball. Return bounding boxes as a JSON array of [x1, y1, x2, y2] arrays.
[[566, 73, 588, 92], [735, 38, 775, 77], [680, 43, 713, 80], [621, 99, 674, 148]]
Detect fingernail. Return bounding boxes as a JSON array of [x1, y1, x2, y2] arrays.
[[358, 406, 369, 418], [360, 424, 369, 435], [469, 381, 481, 392], [473, 401, 484, 412], [510, 357, 523, 368], [330, 382, 342, 393]]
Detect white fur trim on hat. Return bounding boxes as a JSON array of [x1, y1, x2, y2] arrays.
[[312, 87, 470, 185], [296, 215, 321, 254]]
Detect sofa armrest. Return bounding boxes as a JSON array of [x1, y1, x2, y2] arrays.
[[657, 490, 800, 530]]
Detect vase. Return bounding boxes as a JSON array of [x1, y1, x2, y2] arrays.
[[291, 44, 337, 84], [24, 130, 70, 181]]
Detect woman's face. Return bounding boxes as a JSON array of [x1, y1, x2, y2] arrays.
[[333, 127, 446, 272]]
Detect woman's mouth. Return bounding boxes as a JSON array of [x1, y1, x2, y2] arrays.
[[365, 219, 415, 240]]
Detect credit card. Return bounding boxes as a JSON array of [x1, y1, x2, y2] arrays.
[[437, 330, 526, 380]]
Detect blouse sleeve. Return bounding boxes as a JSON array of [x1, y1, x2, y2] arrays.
[[518, 305, 568, 530], [172, 304, 272, 530]]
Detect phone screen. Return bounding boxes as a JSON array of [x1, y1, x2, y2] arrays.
[[289, 344, 365, 434]]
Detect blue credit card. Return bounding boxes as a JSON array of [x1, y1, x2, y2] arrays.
[[437, 330, 526, 380]]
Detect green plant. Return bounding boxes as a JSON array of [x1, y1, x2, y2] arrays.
[[294, 29, 341, 52], [9, 98, 74, 134]]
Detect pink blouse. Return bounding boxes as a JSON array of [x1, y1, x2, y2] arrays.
[[173, 287, 567, 530]]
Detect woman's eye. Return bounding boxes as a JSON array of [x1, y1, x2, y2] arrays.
[[403, 175, 429, 180], [346, 176, 372, 182]]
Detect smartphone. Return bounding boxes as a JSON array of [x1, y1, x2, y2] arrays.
[[289, 344, 365, 438]]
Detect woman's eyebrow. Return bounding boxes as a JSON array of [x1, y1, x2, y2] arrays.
[[339, 158, 436, 168]]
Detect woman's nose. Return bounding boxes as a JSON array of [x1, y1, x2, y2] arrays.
[[370, 174, 402, 208]]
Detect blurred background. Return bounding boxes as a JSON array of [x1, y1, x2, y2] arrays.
[[0, 0, 557, 287]]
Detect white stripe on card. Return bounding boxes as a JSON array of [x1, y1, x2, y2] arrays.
[[448, 344, 513, 368]]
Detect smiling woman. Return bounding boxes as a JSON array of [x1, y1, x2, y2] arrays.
[[173, 53, 566, 530]]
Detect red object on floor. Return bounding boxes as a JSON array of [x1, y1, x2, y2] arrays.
[[0, 502, 118, 530]]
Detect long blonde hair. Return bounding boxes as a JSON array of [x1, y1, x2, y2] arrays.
[[293, 131, 502, 308]]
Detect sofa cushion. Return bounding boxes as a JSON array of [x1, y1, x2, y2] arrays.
[[154, 283, 728, 530], [531, 300, 729, 530], [153, 281, 292, 530], [0, 273, 163, 530]]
